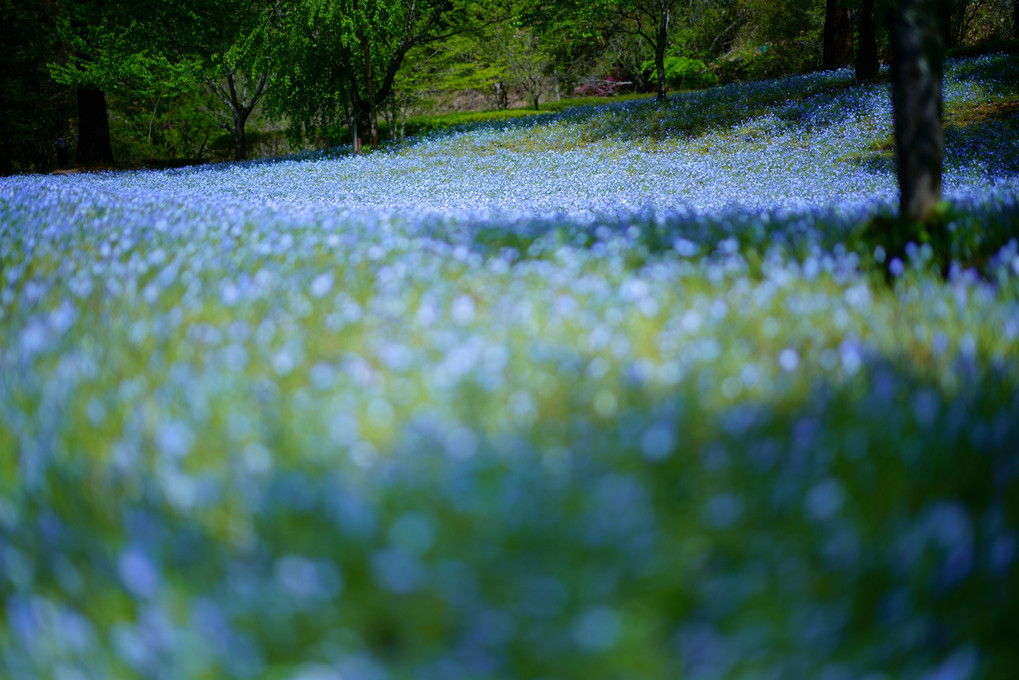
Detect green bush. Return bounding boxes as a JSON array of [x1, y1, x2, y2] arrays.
[[713, 43, 821, 83], [642, 56, 720, 91], [208, 129, 293, 160]]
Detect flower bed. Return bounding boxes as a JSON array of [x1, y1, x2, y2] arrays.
[[1, 54, 1018, 680]]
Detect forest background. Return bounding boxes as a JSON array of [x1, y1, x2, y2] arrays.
[[1, 0, 1017, 175]]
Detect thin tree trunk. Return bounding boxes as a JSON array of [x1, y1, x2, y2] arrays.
[[363, 38, 379, 147], [353, 0, 379, 148], [148, 96, 161, 145], [822, 0, 854, 70], [76, 86, 114, 166], [891, 0, 944, 223], [388, 95, 398, 141], [655, 6, 669, 100], [855, 0, 879, 81], [939, 1, 959, 49], [351, 69, 366, 151]]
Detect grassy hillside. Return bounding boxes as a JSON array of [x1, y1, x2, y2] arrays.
[[1, 54, 1018, 680]]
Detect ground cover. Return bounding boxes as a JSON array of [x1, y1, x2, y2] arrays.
[[1, 53, 1018, 680]]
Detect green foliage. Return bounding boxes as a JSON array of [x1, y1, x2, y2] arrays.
[[715, 43, 815, 82], [490, 23, 557, 108], [712, 0, 825, 81], [207, 128, 292, 160], [641, 56, 719, 90], [398, 36, 504, 97], [397, 107, 553, 135], [259, 1, 353, 145], [46, 0, 200, 96], [680, 0, 748, 59], [9, 0, 1014, 170], [107, 89, 220, 164], [47, 41, 200, 97], [264, 0, 476, 146]]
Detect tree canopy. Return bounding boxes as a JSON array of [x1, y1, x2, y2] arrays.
[[1, 0, 1014, 171], [264, 0, 495, 147]]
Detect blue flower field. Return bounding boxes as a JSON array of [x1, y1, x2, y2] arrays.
[[2, 54, 1019, 679]]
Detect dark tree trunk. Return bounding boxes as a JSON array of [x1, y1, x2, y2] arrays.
[[939, 0, 962, 49], [654, 5, 670, 100], [354, 98, 371, 150], [352, 0, 379, 147], [855, 0, 879, 81], [891, 0, 944, 223], [232, 114, 248, 162], [76, 86, 114, 166], [822, 0, 855, 70], [362, 37, 379, 146], [655, 48, 667, 100]]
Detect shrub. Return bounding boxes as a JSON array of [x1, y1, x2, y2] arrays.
[[642, 56, 720, 90]]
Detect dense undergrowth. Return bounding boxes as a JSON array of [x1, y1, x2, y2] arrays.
[[1, 54, 1019, 680]]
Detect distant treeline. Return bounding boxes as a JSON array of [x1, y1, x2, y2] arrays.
[[1, 0, 1016, 174]]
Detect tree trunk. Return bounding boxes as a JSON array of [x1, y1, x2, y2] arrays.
[[353, 98, 372, 150], [655, 49, 667, 100], [353, 0, 380, 148], [855, 0, 879, 81], [210, 71, 267, 162], [891, 0, 944, 223], [823, 0, 855, 70], [655, 5, 670, 100], [76, 86, 114, 166], [232, 112, 248, 162], [939, 1, 960, 49], [363, 42, 379, 147]]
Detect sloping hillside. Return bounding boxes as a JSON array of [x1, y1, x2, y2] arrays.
[[1, 53, 1018, 680]]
